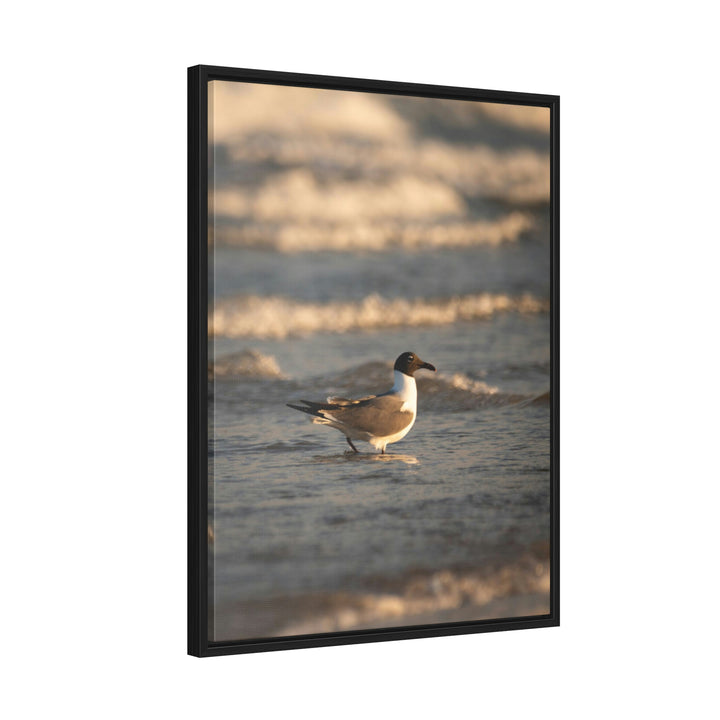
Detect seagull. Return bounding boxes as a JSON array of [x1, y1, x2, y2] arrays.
[[287, 351, 436, 454]]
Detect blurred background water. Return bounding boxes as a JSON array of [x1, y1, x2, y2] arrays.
[[207, 81, 552, 641]]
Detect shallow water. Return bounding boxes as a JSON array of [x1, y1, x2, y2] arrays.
[[209, 315, 551, 640], [207, 81, 552, 641]]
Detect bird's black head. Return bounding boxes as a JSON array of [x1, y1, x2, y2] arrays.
[[394, 351, 436, 377]]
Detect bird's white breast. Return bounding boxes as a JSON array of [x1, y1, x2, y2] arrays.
[[391, 370, 417, 414]]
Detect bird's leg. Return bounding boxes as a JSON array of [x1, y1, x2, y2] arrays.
[[346, 437, 359, 453], [381, 447, 385, 455]]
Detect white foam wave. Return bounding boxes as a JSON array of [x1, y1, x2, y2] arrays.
[[418, 372, 534, 412], [214, 211, 533, 252], [278, 557, 550, 636], [443, 372, 499, 395], [209, 84, 549, 257], [221, 137, 549, 206], [209, 349, 286, 379], [209, 292, 549, 339], [212, 170, 465, 223], [210, 81, 410, 143]]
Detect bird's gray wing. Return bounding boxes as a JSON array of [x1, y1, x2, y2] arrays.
[[322, 394, 413, 436]]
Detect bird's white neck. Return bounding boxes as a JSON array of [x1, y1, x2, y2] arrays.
[[391, 370, 417, 411]]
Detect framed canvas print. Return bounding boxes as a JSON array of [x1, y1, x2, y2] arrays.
[[188, 65, 559, 656]]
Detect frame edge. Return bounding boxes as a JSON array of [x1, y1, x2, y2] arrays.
[[188, 65, 210, 657]]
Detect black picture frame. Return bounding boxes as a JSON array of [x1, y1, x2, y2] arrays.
[[188, 64, 559, 657]]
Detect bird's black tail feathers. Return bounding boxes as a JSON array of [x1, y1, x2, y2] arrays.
[[286, 400, 331, 417]]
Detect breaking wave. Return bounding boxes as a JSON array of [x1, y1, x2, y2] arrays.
[[209, 349, 286, 380], [219, 139, 550, 208], [420, 373, 536, 411], [213, 209, 534, 252], [209, 82, 551, 259], [210, 80, 411, 144], [211, 355, 543, 412], [210, 292, 549, 339], [323, 364, 531, 411], [328, 365, 529, 411], [311, 360, 500, 396], [213, 171, 465, 223], [275, 551, 550, 636]]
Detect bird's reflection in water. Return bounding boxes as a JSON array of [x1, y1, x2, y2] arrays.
[[312, 452, 419, 466]]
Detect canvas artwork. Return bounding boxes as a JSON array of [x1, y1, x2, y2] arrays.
[[190, 67, 558, 654]]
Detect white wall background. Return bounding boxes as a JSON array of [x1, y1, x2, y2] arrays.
[[3, 2, 718, 717]]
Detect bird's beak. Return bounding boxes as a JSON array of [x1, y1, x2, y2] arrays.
[[421, 361, 436, 372]]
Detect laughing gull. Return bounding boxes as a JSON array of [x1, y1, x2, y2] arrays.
[[287, 351, 436, 454]]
